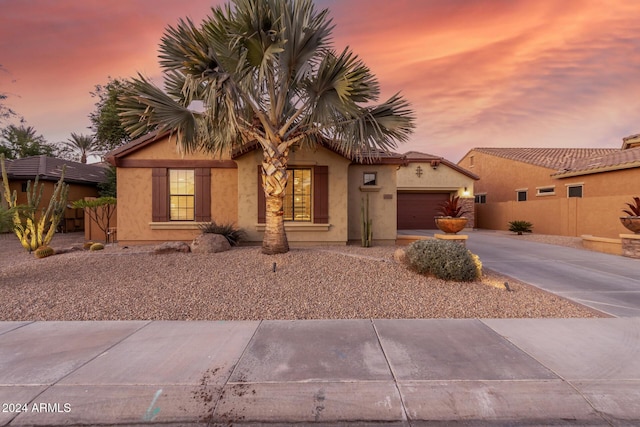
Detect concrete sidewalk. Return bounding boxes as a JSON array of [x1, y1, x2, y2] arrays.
[[1, 319, 639, 426]]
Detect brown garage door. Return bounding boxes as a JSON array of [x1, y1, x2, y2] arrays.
[[397, 192, 450, 230]]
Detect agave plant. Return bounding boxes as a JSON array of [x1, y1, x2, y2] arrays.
[[437, 196, 469, 218], [622, 197, 640, 217]]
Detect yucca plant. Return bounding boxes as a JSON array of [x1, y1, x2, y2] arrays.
[[199, 221, 246, 246], [622, 197, 640, 216]]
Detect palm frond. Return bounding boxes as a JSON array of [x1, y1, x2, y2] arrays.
[[118, 74, 201, 152]]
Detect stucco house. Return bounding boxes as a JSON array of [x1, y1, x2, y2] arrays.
[[106, 131, 477, 246], [458, 134, 640, 239], [1, 155, 108, 232]]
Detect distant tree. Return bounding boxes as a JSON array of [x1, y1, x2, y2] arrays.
[[98, 165, 117, 197], [60, 132, 101, 163], [0, 124, 57, 159], [89, 77, 133, 152]]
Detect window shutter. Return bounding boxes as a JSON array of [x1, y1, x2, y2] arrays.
[[152, 168, 168, 222], [257, 166, 266, 223], [195, 168, 211, 222], [313, 166, 329, 224]]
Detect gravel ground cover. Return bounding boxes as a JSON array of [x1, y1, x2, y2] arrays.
[[0, 232, 604, 320]]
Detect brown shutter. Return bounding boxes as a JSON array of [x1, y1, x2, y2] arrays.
[[313, 166, 329, 224], [195, 168, 211, 222], [257, 166, 266, 223], [152, 168, 168, 222]]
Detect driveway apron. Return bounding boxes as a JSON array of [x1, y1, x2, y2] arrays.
[[465, 231, 640, 317]]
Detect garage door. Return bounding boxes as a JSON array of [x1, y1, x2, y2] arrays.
[[397, 192, 450, 230]]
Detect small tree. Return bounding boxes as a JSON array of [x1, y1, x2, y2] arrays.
[[1, 154, 69, 251], [72, 197, 117, 243]]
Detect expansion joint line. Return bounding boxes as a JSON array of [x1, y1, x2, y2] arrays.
[[371, 319, 410, 424]]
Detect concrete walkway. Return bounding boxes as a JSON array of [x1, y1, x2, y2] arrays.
[[1, 319, 640, 426], [400, 229, 640, 317]]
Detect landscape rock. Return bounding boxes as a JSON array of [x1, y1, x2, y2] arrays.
[[191, 233, 231, 254], [153, 241, 191, 254], [393, 248, 407, 265]]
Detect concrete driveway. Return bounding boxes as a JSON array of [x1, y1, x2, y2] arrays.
[[463, 231, 640, 317], [399, 230, 640, 317]]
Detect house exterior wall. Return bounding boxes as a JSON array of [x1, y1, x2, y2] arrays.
[[396, 162, 475, 228], [459, 150, 640, 238], [115, 135, 238, 245], [235, 146, 352, 245], [348, 164, 398, 243]]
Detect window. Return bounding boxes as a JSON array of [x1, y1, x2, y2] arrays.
[[169, 169, 195, 220], [152, 167, 211, 223], [568, 185, 583, 198], [284, 168, 311, 221], [537, 187, 555, 196], [21, 183, 28, 192], [469, 155, 474, 167], [363, 172, 377, 186], [517, 190, 527, 202], [475, 194, 486, 204]]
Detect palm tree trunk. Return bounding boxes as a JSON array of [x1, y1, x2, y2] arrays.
[[261, 151, 290, 254], [262, 193, 289, 254]]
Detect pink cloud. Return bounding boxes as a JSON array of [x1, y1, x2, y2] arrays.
[[1, 0, 639, 161]]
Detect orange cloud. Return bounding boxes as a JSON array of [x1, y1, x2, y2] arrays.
[[1, 0, 639, 160]]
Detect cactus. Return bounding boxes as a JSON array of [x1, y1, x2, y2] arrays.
[[34, 246, 55, 259], [90, 242, 105, 251], [1, 154, 69, 252], [360, 194, 373, 247]]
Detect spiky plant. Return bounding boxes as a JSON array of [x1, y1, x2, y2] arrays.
[[623, 197, 640, 216], [438, 196, 469, 218], [199, 221, 246, 246], [508, 220, 533, 235]]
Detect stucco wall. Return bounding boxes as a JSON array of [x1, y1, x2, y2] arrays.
[[235, 146, 351, 245], [115, 135, 238, 245], [462, 150, 640, 238], [348, 164, 397, 243], [397, 162, 474, 195]]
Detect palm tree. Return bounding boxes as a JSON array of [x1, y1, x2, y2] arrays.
[[62, 132, 101, 163], [1, 124, 55, 159], [120, 0, 415, 254]]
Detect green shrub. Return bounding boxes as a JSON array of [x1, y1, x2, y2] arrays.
[[83, 241, 94, 250], [405, 239, 482, 282], [508, 220, 533, 235], [90, 242, 105, 251], [199, 221, 245, 246]]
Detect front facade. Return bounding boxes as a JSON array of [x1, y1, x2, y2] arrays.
[[459, 140, 640, 238], [108, 132, 477, 246]]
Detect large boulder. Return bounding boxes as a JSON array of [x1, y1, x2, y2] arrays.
[[153, 241, 191, 254], [191, 233, 231, 254]]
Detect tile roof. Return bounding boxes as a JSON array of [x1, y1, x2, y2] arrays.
[[552, 146, 640, 178], [4, 156, 108, 185], [472, 147, 619, 170], [404, 151, 479, 180]]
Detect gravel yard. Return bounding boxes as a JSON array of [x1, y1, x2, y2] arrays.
[[0, 232, 603, 320]]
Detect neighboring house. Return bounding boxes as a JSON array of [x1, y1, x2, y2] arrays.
[[458, 134, 640, 238], [1, 155, 108, 232], [106, 131, 477, 246]]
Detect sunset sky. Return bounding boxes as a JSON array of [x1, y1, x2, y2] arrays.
[[1, 0, 639, 162]]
